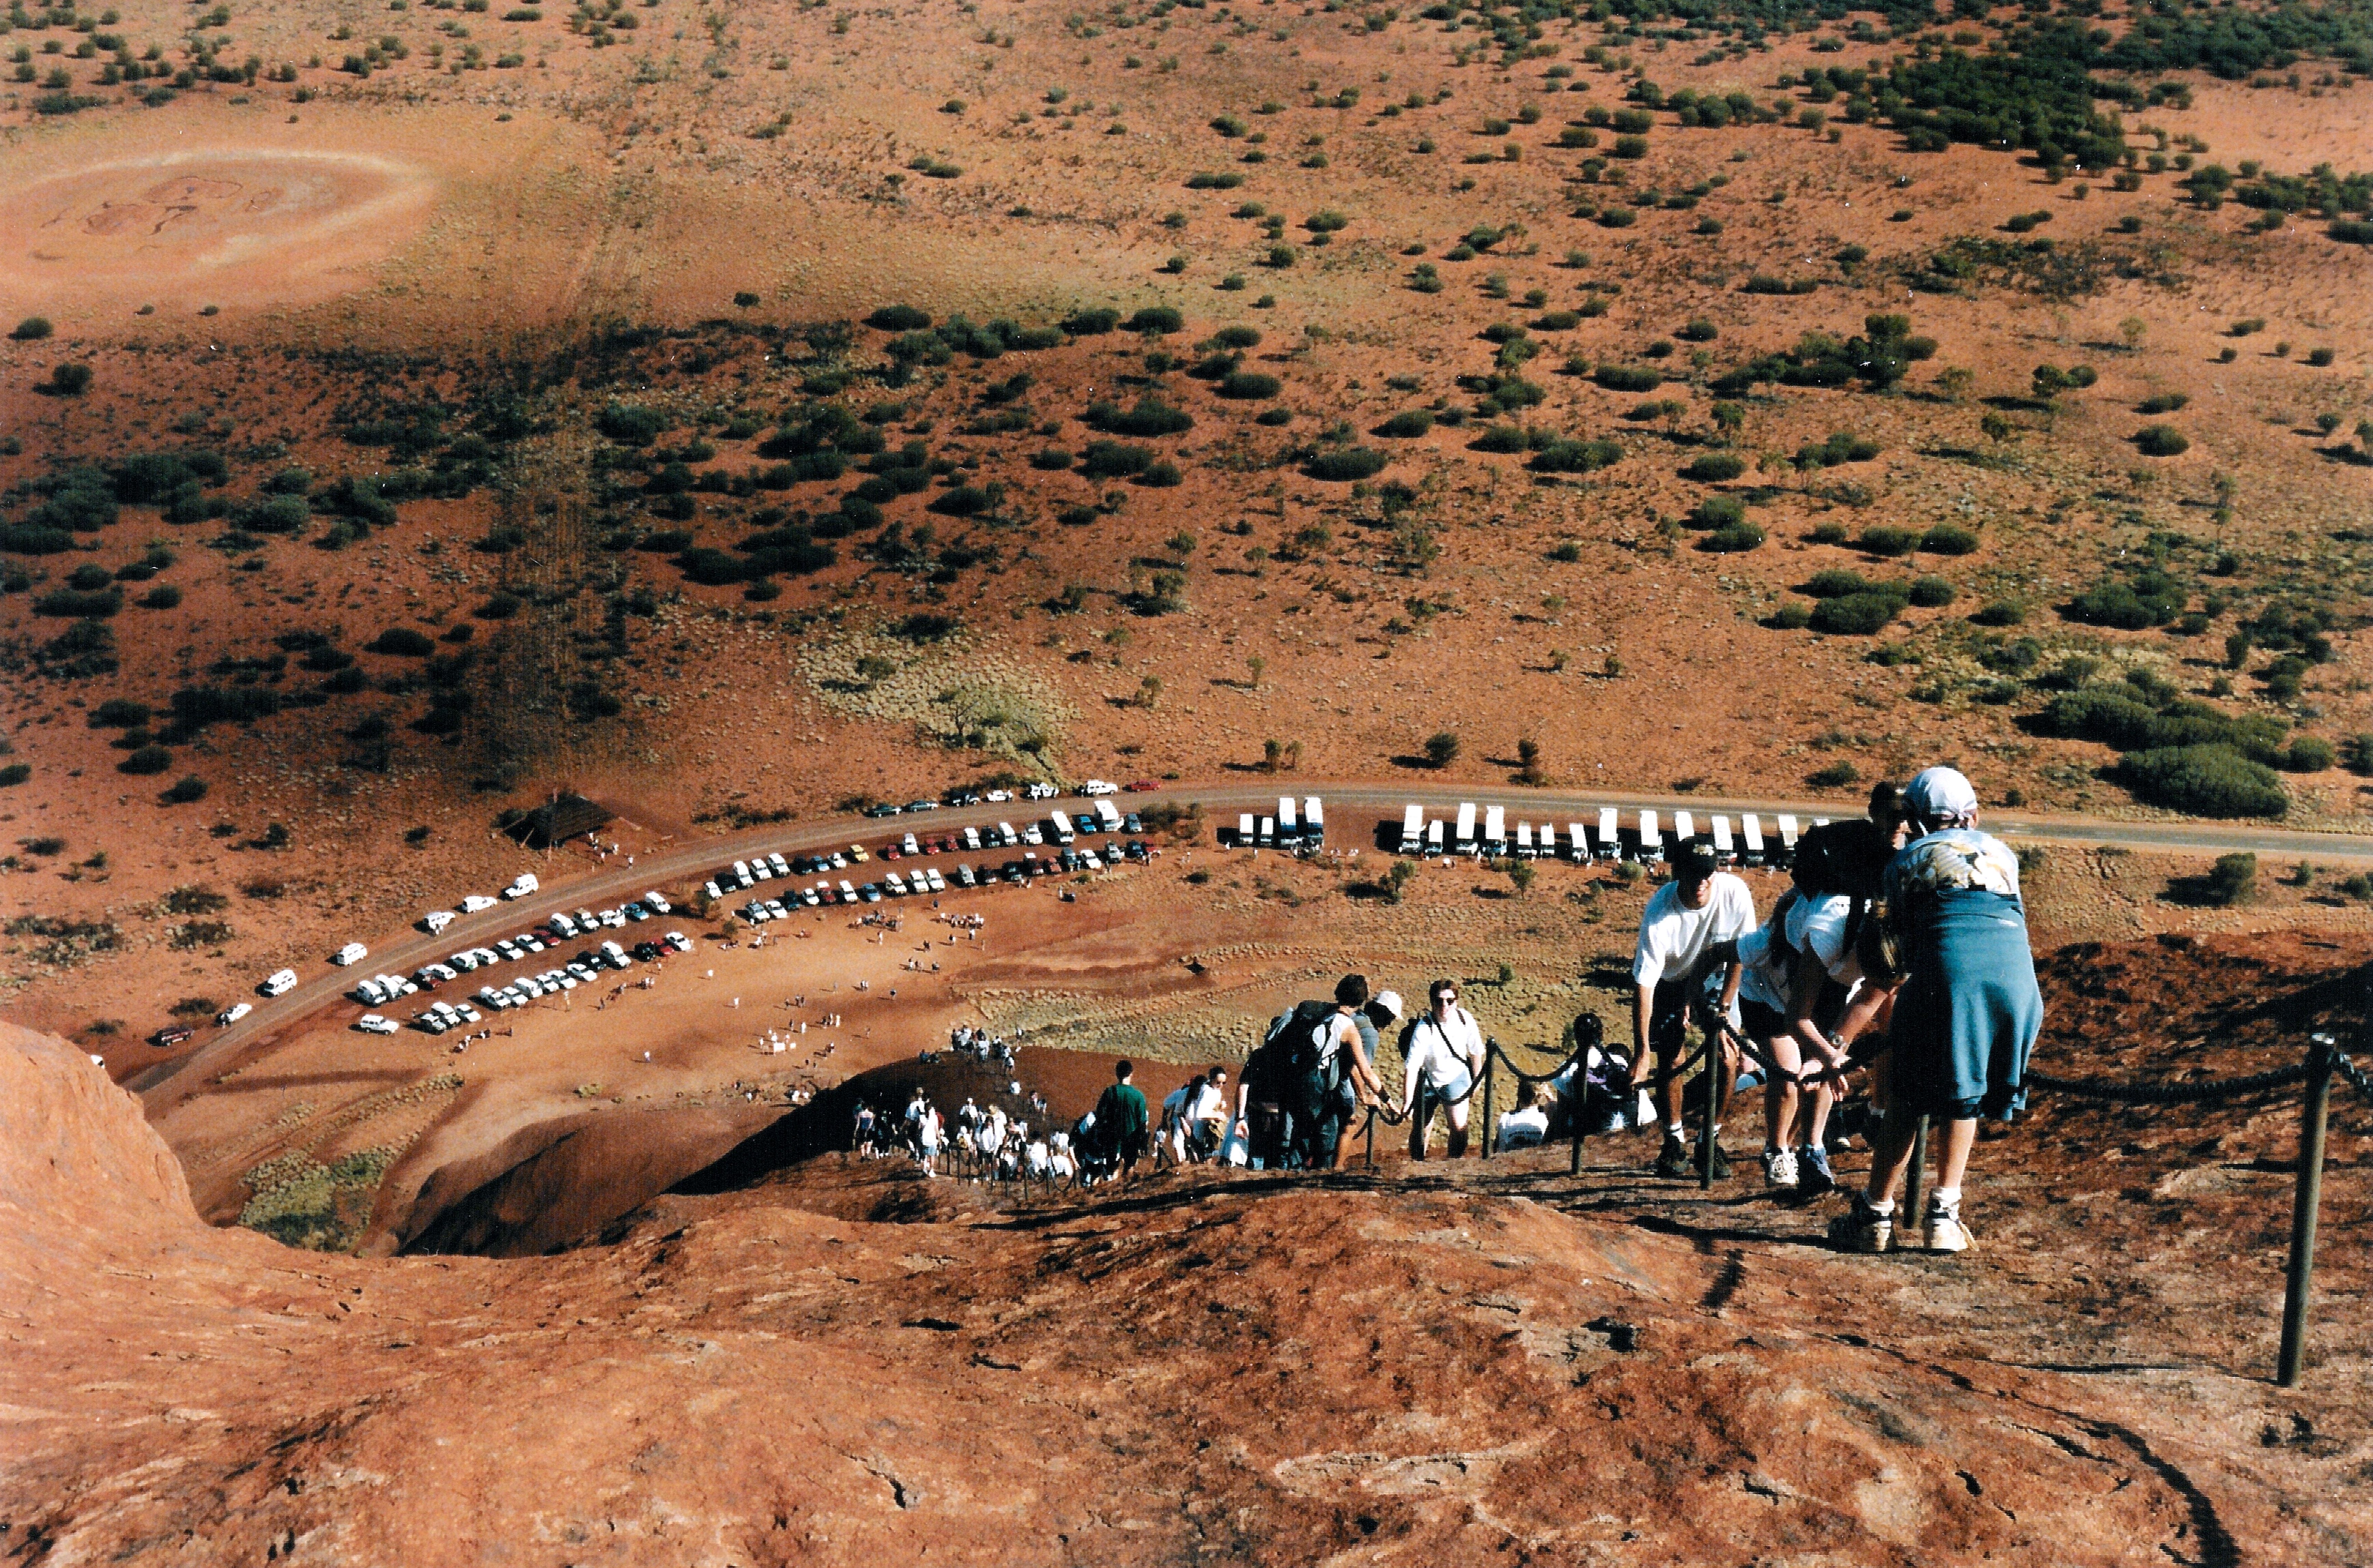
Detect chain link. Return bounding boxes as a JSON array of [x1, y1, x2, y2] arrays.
[[2024, 1059, 2315, 1105]]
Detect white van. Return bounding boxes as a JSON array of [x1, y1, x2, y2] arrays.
[[332, 941, 368, 966], [1596, 808, 1620, 861], [216, 1002, 252, 1027], [1740, 814, 1767, 867], [1637, 810, 1663, 864], [1711, 816, 1736, 865], [1303, 797, 1324, 847], [1515, 822, 1535, 859], [1567, 822, 1590, 863], [1278, 797, 1298, 840], [1537, 822, 1557, 859], [997, 821, 1020, 847], [1483, 804, 1507, 854], [1081, 779, 1118, 796], [1256, 816, 1276, 849], [422, 909, 456, 935], [767, 852, 791, 877], [460, 893, 498, 914], [1455, 802, 1478, 851], [1775, 814, 1801, 868], [643, 890, 671, 914], [962, 825, 983, 852], [1399, 803, 1424, 855], [1673, 810, 1695, 848], [1095, 797, 1122, 833], [504, 873, 539, 899], [261, 968, 299, 997], [1236, 812, 1256, 847], [1426, 818, 1446, 855]]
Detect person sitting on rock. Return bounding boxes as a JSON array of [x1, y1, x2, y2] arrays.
[[1496, 1086, 1554, 1151]]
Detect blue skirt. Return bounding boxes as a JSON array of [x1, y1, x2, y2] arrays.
[[1891, 889, 2043, 1121]]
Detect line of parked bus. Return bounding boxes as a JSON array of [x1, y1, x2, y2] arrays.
[[1220, 796, 1328, 850], [1393, 803, 1810, 869], [709, 808, 1157, 918]]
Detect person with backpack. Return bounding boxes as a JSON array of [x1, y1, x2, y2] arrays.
[[1627, 837, 1757, 1178], [1270, 975, 1386, 1171], [1234, 1032, 1293, 1169], [1093, 1059, 1151, 1181], [1831, 767, 2042, 1256], [1398, 979, 1486, 1160]]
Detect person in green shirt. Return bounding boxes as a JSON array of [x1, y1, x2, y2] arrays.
[[1095, 1059, 1151, 1180]]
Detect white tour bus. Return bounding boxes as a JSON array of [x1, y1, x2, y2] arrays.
[[1398, 802, 1424, 854]]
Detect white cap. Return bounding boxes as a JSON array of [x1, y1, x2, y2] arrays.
[[1369, 989, 1404, 1023]]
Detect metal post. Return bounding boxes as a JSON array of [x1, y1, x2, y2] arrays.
[[1364, 1107, 1375, 1171], [1481, 1049, 1495, 1161], [1697, 1033, 1716, 1191], [2279, 1035, 2337, 1388], [1569, 1077, 1586, 1175], [1904, 1116, 1930, 1222]]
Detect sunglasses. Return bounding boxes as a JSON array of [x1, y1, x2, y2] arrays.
[[1434, 991, 1457, 1003]]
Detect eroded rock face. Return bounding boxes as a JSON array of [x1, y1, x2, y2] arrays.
[[0, 1020, 2345, 1563]]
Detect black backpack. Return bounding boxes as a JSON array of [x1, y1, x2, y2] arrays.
[[1792, 818, 1889, 901], [1266, 999, 1342, 1091]]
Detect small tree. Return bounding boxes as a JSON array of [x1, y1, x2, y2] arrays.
[[1424, 731, 1461, 768], [1246, 654, 1265, 689], [1516, 737, 1543, 785], [2118, 316, 2147, 351], [1137, 674, 1163, 709], [2204, 852, 2257, 906], [1262, 737, 1284, 773], [1387, 859, 1417, 903], [1507, 860, 1536, 896]]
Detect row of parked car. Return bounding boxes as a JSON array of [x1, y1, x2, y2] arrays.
[[348, 901, 695, 1035], [861, 782, 1067, 818]]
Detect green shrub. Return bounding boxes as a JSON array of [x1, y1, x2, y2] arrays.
[[1061, 307, 1122, 335], [2285, 736, 2336, 773], [369, 627, 436, 657], [1375, 409, 1434, 438], [1681, 453, 1744, 482], [866, 304, 931, 331], [1593, 364, 1662, 392], [1306, 447, 1389, 482], [1218, 370, 1281, 399], [2134, 424, 2190, 457], [0, 763, 29, 787], [33, 586, 123, 618], [120, 744, 175, 776], [141, 585, 183, 610], [1469, 425, 1528, 454], [1123, 306, 1184, 335], [92, 699, 151, 728], [10, 316, 53, 341], [1921, 523, 1979, 556], [1702, 519, 1764, 552], [2115, 745, 2286, 818], [596, 403, 666, 447], [1141, 461, 1184, 487], [1254, 407, 1294, 427], [1185, 171, 1244, 189], [2202, 852, 2258, 905], [1971, 600, 2026, 627], [1772, 600, 1812, 629], [160, 775, 209, 804], [2066, 573, 2183, 629], [1080, 441, 1154, 478], [1858, 527, 1920, 558], [1809, 592, 1905, 635], [1908, 576, 1956, 608], [1527, 438, 1623, 474], [1085, 397, 1193, 436]]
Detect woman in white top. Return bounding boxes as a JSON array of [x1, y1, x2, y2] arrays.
[[1398, 979, 1487, 1160]]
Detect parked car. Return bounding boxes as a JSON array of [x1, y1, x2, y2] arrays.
[[984, 789, 1013, 803], [1025, 782, 1058, 800], [643, 890, 672, 915], [356, 1015, 399, 1035], [864, 802, 903, 818], [1124, 779, 1160, 792], [261, 968, 299, 997], [664, 931, 693, 953], [846, 844, 869, 863], [632, 941, 663, 962], [905, 799, 940, 813], [150, 1025, 196, 1048], [422, 910, 456, 935], [216, 1002, 252, 1027], [460, 894, 499, 914], [1080, 779, 1118, 796], [504, 873, 539, 899], [332, 942, 368, 966]]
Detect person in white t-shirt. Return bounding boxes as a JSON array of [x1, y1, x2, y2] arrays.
[[1628, 837, 1756, 1179], [1496, 1086, 1554, 1150], [1398, 979, 1486, 1160]]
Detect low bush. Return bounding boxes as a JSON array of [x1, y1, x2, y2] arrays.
[[1375, 410, 1434, 438], [2134, 424, 2190, 457], [1306, 447, 1389, 482], [1123, 306, 1184, 335], [1681, 453, 1743, 482], [1921, 523, 1979, 556], [160, 775, 209, 804], [1702, 519, 1764, 552], [1080, 441, 1155, 478], [1218, 370, 1281, 400], [1061, 307, 1121, 335], [1528, 438, 1623, 474], [2285, 736, 2336, 773], [1908, 576, 1956, 608], [1858, 527, 1920, 558], [369, 628, 436, 657], [120, 744, 175, 776], [2201, 852, 2258, 905], [1592, 364, 1662, 392], [2114, 744, 2286, 818], [1809, 591, 1906, 635]]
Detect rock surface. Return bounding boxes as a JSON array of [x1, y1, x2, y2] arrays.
[[2, 1004, 2363, 1564]]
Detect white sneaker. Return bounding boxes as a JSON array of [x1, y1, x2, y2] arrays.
[[1761, 1146, 1799, 1189], [1922, 1202, 1974, 1254]]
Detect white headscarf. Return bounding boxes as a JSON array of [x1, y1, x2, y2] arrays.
[[1902, 766, 1981, 836]]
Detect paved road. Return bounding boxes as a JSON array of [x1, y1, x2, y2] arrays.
[[132, 778, 2373, 1107]]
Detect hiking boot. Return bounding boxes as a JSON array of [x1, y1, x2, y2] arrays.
[[1922, 1200, 1975, 1254], [1828, 1195, 1893, 1254], [1797, 1145, 1836, 1195], [1653, 1135, 1694, 1179], [1761, 1146, 1799, 1189], [1708, 1141, 1732, 1180]]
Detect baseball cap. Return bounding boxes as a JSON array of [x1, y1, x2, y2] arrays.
[[1367, 990, 1404, 1026], [1675, 837, 1719, 882]]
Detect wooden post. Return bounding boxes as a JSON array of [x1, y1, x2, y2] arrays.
[[2279, 1036, 2337, 1388], [1480, 1049, 1495, 1161]]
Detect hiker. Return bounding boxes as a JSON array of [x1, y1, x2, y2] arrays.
[[1270, 975, 1389, 1171], [1398, 978, 1486, 1160], [1093, 1059, 1151, 1181], [1720, 818, 1891, 1193], [1627, 837, 1757, 1178], [1832, 767, 2042, 1256], [1195, 1066, 1230, 1156], [1235, 1026, 1293, 1169], [1497, 1086, 1554, 1150], [1159, 1074, 1210, 1165]]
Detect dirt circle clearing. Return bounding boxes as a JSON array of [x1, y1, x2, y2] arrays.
[[0, 148, 434, 312]]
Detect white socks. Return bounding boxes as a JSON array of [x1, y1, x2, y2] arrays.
[[1929, 1186, 1961, 1212]]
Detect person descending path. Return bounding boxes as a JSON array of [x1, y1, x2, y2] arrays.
[[1831, 767, 2043, 1256], [1093, 1059, 1151, 1182], [1399, 978, 1486, 1160]]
